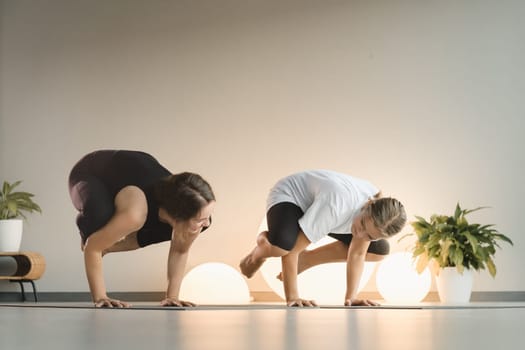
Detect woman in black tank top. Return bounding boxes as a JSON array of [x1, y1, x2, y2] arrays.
[[68, 150, 215, 308]]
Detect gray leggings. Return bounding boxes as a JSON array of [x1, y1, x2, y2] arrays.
[[266, 202, 390, 254]]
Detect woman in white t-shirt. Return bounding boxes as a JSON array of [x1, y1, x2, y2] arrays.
[[240, 170, 406, 307]]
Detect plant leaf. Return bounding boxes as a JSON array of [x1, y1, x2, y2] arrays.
[[463, 206, 490, 215], [493, 233, 513, 246], [454, 249, 464, 272], [416, 252, 429, 274], [430, 260, 440, 276], [463, 231, 478, 254], [441, 239, 453, 265], [410, 203, 512, 279], [454, 203, 462, 220], [397, 233, 413, 243], [0, 180, 42, 219], [486, 257, 496, 277]]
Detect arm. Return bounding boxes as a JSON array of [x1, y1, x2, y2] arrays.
[[83, 186, 147, 307], [344, 237, 379, 306], [281, 232, 317, 307], [163, 247, 191, 305], [160, 223, 199, 307], [281, 252, 300, 303]]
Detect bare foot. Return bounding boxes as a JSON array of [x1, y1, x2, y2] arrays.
[[240, 231, 274, 278], [240, 250, 266, 278]]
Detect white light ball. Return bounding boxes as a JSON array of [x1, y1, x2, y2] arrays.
[[376, 252, 431, 303], [180, 262, 251, 304], [260, 236, 376, 305]]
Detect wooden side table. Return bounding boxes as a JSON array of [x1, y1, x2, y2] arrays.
[[0, 251, 46, 301]]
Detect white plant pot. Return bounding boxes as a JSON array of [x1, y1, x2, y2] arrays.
[[0, 219, 23, 252], [436, 267, 473, 304]]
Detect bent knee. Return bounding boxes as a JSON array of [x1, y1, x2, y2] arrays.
[[121, 207, 147, 231], [114, 186, 147, 229]]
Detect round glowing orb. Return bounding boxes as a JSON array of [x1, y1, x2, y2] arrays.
[[258, 216, 376, 305], [376, 252, 431, 303], [179, 262, 251, 304], [260, 254, 376, 305]]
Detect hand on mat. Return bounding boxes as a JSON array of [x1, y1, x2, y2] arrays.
[[94, 298, 132, 308], [160, 298, 196, 307], [287, 298, 318, 307], [344, 298, 380, 307]]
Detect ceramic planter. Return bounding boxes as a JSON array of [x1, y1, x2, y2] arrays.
[[436, 267, 473, 303], [0, 219, 23, 252]]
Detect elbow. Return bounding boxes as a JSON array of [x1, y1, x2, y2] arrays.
[[83, 241, 102, 257]]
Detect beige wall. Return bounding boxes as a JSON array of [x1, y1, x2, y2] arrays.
[[1, 0, 524, 296]]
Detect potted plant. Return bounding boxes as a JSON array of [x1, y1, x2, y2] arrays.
[[402, 203, 513, 303], [0, 180, 42, 252]]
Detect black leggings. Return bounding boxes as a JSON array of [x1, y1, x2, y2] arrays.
[[266, 202, 390, 255], [68, 174, 115, 244]]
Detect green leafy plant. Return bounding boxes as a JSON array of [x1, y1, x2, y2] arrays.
[[0, 180, 42, 220], [401, 203, 513, 277]]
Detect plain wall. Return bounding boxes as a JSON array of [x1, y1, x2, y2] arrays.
[[1, 0, 524, 296]]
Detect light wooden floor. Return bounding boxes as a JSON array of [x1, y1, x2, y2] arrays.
[[1, 303, 524, 350]]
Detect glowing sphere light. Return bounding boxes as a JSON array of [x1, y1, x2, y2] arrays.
[[180, 262, 251, 304], [260, 236, 376, 305], [376, 252, 431, 303]]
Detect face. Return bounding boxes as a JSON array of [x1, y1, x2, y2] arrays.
[[351, 205, 384, 241], [186, 201, 215, 233], [159, 201, 215, 234]]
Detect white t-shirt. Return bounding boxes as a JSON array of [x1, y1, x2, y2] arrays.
[[266, 170, 379, 244]]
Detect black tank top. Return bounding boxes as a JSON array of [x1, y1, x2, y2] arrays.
[[71, 150, 173, 247]]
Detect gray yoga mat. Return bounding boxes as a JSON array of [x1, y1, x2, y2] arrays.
[[1, 302, 525, 310]]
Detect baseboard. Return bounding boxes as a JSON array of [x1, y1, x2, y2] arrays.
[[1, 290, 524, 303]]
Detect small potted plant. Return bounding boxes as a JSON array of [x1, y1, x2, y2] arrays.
[[402, 203, 513, 303], [0, 180, 42, 252]]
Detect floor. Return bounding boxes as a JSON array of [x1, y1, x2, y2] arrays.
[[1, 302, 524, 350]]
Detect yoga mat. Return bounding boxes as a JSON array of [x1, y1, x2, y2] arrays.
[[0, 303, 287, 311], [1, 302, 525, 310]]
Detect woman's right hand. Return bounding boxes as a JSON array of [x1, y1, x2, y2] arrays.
[[344, 298, 380, 307], [287, 298, 318, 307], [94, 297, 132, 308], [160, 298, 196, 307]]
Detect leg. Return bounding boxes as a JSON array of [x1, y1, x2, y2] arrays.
[[239, 231, 289, 278], [102, 231, 140, 255], [298, 240, 349, 272], [277, 235, 390, 279], [14, 280, 26, 302], [29, 280, 38, 302], [300, 241, 388, 269], [275, 241, 347, 280], [69, 176, 115, 246], [240, 202, 304, 278]]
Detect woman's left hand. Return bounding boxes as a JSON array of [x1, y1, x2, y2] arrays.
[[287, 298, 318, 307], [160, 298, 196, 307], [344, 298, 380, 307]]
